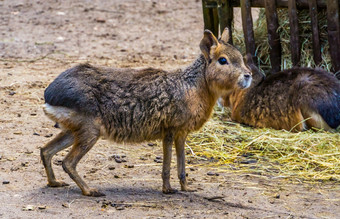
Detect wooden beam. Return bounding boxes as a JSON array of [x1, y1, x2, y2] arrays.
[[264, 0, 282, 73], [288, 0, 300, 66], [308, 0, 322, 65], [240, 0, 256, 62], [326, 0, 340, 72], [231, 0, 327, 9]]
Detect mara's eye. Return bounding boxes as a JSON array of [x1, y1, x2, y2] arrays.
[[218, 57, 228, 65]]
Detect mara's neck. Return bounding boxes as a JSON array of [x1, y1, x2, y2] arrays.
[[183, 54, 219, 101], [183, 54, 220, 100], [180, 55, 219, 129]]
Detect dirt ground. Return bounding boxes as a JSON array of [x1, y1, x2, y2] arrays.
[[0, 0, 339, 218]]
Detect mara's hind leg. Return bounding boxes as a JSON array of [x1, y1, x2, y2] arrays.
[[40, 130, 74, 187], [305, 113, 332, 131], [62, 128, 103, 196], [301, 108, 333, 131]]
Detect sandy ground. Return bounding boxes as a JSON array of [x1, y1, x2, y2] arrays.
[[0, 0, 339, 218]]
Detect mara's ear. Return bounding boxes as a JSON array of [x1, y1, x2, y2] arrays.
[[244, 53, 265, 80], [220, 27, 230, 44], [199, 30, 219, 61]]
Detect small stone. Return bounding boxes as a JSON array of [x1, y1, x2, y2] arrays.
[[274, 194, 280, 199], [240, 159, 258, 164], [56, 11, 66, 16], [189, 167, 196, 171], [89, 168, 97, 173], [22, 205, 35, 211], [30, 113, 37, 116], [53, 160, 63, 166], [207, 172, 218, 176], [108, 166, 115, 170], [62, 203, 69, 208], [115, 206, 125, 210], [44, 134, 53, 138], [156, 156, 162, 160], [95, 18, 106, 23], [124, 164, 134, 168], [114, 158, 122, 163], [154, 159, 162, 163], [37, 205, 46, 210], [3, 181, 10, 184], [148, 143, 155, 146], [114, 175, 120, 178], [54, 123, 60, 128], [33, 132, 40, 136], [9, 91, 16, 96]]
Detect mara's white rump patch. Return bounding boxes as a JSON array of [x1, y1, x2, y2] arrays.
[[43, 103, 76, 121]]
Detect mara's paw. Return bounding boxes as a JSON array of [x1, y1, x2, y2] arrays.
[[48, 181, 69, 187], [162, 187, 178, 194], [84, 189, 106, 197], [181, 187, 197, 192]]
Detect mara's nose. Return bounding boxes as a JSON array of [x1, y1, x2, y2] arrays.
[[244, 73, 251, 79]]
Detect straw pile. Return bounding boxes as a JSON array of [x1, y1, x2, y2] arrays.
[[233, 9, 332, 74], [187, 107, 340, 181], [185, 8, 339, 182]]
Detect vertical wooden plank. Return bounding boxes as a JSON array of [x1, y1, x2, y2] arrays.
[[308, 0, 322, 65], [212, 7, 219, 37], [202, 0, 218, 36], [202, 0, 213, 30], [240, 0, 256, 63], [217, 0, 233, 44], [326, 0, 340, 72], [264, 0, 282, 73], [288, 0, 300, 66]]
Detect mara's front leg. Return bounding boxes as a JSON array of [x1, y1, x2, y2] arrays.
[[162, 131, 177, 194], [175, 133, 195, 192]]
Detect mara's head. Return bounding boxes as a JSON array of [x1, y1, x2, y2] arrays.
[[200, 28, 252, 96]]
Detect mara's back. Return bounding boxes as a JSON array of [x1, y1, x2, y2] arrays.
[[238, 68, 340, 131], [44, 62, 204, 142]]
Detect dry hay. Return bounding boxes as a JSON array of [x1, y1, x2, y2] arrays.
[[233, 8, 331, 74], [187, 107, 340, 182], [186, 8, 340, 182]]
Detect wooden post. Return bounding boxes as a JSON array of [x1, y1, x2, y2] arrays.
[[240, 0, 256, 63], [264, 0, 282, 73], [202, 0, 219, 37], [217, 0, 233, 44], [326, 0, 340, 72], [288, 0, 301, 66], [308, 0, 322, 65]]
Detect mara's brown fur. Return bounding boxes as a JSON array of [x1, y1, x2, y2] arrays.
[[222, 56, 340, 132], [40, 28, 252, 196]]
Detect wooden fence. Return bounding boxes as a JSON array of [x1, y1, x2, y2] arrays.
[[202, 0, 340, 74]]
